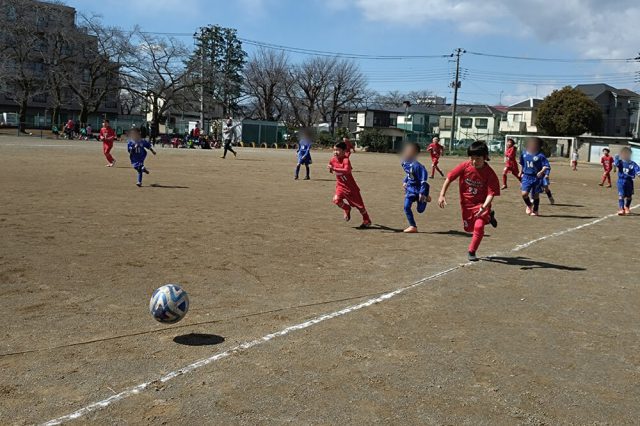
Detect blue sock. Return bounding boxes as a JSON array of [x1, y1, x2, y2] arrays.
[[626, 198, 632, 208], [136, 166, 143, 184], [295, 165, 300, 178], [619, 198, 625, 209], [305, 164, 310, 179], [404, 196, 417, 227]]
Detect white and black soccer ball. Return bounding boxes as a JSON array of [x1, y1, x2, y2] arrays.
[[149, 284, 189, 324]]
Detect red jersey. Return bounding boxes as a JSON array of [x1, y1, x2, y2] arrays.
[[99, 127, 116, 143], [329, 155, 359, 194], [193, 127, 201, 138], [505, 146, 518, 164], [65, 119, 74, 130], [427, 142, 443, 159], [601, 155, 614, 172], [447, 161, 500, 208]]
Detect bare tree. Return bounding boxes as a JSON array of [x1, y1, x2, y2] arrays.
[[123, 30, 200, 139], [318, 59, 367, 134], [285, 57, 337, 128], [0, 0, 54, 132], [244, 48, 289, 121]]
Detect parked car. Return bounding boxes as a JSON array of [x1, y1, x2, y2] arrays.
[[0, 112, 19, 128]]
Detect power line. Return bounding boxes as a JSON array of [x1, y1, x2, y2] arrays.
[[466, 50, 635, 63]]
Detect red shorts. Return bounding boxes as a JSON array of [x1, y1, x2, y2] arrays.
[[461, 204, 490, 232], [504, 162, 519, 174], [334, 189, 365, 210], [431, 157, 440, 165]]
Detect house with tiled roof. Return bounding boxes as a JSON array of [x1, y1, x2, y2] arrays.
[[575, 84, 639, 137]]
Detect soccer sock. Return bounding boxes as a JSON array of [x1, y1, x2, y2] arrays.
[[546, 189, 553, 200], [404, 197, 416, 227], [136, 167, 143, 184], [626, 198, 632, 208], [619, 198, 625, 209], [533, 197, 540, 212], [305, 164, 310, 179], [295, 164, 300, 178], [522, 195, 533, 207], [437, 166, 444, 177], [430, 166, 435, 178], [502, 173, 508, 187], [469, 218, 485, 254], [358, 207, 370, 222]]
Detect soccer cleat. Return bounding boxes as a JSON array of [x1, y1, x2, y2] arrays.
[[136, 182, 142, 187], [618, 209, 626, 216], [501, 185, 508, 190], [625, 207, 631, 215], [606, 185, 612, 188], [489, 210, 498, 228], [343, 206, 352, 222], [598, 183, 604, 187], [143, 168, 150, 175], [403, 226, 418, 233], [530, 211, 539, 217], [294, 176, 299, 180], [359, 220, 372, 229], [525, 206, 532, 215], [304, 176, 310, 180], [468, 252, 479, 262]]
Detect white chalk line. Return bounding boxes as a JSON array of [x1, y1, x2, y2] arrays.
[[41, 205, 638, 426]]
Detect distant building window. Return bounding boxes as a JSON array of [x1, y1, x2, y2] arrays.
[[511, 113, 523, 123], [460, 118, 473, 129], [440, 117, 452, 130], [475, 118, 488, 129]]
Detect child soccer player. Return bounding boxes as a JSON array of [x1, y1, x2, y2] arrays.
[[571, 150, 579, 171], [127, 128, 156, 187], [343, 137, 356, 157], [401, 142, 431, 233], [438, 141, 499, 262], [328, 141, 371, 228], [614, 146, 640, 215], [502, 138, 520, 189], [426, 136, 445, 178], [599, 148, 614, 188], [295, 131, 312, 180], [519, 137, 550, 216], [99, 119, 117, 167]]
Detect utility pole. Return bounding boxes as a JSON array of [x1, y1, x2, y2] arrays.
[[449, 48, 464, 152]]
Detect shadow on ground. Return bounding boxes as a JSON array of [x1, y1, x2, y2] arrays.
[[173, 333, 225, 346], [485, 256, 586, 271]]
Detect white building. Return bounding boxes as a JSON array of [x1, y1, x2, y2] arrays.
[[499, 98, 543, 134]]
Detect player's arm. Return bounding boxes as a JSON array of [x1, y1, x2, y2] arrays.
[[418, 164, 429, 201], [438, 178, 452, 208]]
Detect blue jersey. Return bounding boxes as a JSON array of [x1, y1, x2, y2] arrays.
[[520, 151, 550, 176], [402, 160, 429, 196], [128, 140, 152, 166], [297, 139, 312, 164], [615, 158, 640, 182]]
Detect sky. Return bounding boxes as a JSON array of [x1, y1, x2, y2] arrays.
[[64, 0, 640, 106]]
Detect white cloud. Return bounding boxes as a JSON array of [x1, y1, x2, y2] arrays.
[[350, 0, 640, 59]]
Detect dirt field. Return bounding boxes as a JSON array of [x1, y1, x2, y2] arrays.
[[1, 135, 639, 425]]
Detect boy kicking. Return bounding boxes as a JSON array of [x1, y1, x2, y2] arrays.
[[401, 142, 431, 233], [519, 137, 550, 216], [328, 141, 371, 228], [615, 146, 640, 215], [438, 141, 500, 261], [127, 128, 156, 187]]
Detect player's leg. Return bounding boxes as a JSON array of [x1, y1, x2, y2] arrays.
[[468, 217, 485, 261], [294, 164, 301, 180], [333, 194, 351, 221], [135, 165, 143, 186], [544, 185, 554, 205], [347, 192, 371, 226], [304, 164, 310, 180], [434, 159, 444, 177], [502, 167, 508, 189], [531, 192, 541, 216], [403, 195, 418, 233], [103, 142, 114, 166], [605, 172, 612, 187]]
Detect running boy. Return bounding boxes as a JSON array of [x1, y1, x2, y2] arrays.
[[295, 131, 312, 180], [519, 137, 550, 216], [328, 141, 371, 228], [438, 141, 500, 261], [599, 148, 614, 188], [426, 136, 445, 178], [99, 119, 117, 167], [614, 146, 640, 215], [127, 128, 156, 187], [502, 138, 520, 189], [401, 142, 430, 233]]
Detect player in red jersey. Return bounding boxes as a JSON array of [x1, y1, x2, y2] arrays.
[[438, 141, 500, 261], [99, 119, 117, 167], [502, 138, 521, 189], [599, 148, 614, 188], [328, 141, 371, 228], [426, 136, 445, 178]]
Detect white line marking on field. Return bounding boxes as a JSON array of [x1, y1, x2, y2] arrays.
[[41, 205, 638, 426]]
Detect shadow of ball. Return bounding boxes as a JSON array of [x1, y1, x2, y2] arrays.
[[173, 333, 225, 346]]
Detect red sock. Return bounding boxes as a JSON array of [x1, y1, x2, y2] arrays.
[[469, 218, 485, 253], [358, 208, 370, 222]]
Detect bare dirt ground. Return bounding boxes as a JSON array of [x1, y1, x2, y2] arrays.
[[1, 135, 639, 425]]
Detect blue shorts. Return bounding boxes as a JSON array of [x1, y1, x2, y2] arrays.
[[618, 179, 634, 197], [521, 175, 543, 194], [297, 156, 312, 165]]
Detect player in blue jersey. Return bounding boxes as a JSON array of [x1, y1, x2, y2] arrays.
[[401, 142, 431, 233], [519, 137, 550, 216], [295, 130, 313, 180], [615, 146, 640, 215], [127, 128, 156, 187]]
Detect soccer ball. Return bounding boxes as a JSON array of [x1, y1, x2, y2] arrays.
[[149, 284, 189, 324]]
